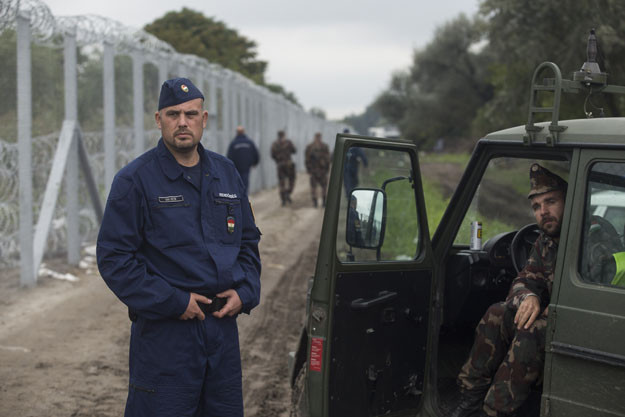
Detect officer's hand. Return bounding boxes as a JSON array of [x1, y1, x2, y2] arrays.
[[514, 295, 540, 330], [213, 289, 242, 318], [179, 293, 211, 321]]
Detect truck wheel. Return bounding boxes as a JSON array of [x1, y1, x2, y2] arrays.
[[290, 364, 308, 417]]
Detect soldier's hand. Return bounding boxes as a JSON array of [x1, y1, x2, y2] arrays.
[[179, 293, 211, 321], [514, 295, 540, 330], [213, 289, 242, 318]]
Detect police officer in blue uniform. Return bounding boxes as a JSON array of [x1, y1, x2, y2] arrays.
[[226, 125, 259, 191], [96, 77, 261, 417]]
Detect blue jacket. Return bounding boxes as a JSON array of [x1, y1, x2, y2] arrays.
[[97, 139, 261, 320], [226, 134, 259, 175]]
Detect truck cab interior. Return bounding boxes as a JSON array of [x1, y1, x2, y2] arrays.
[[434, 154, 571, 416]]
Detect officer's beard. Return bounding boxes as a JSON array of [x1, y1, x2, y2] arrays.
[[539, 216, 561, 238]]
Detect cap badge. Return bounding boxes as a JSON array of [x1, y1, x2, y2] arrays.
[[181, 84, 189, 93]]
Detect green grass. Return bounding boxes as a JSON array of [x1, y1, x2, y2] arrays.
[[422, 178, 450, 235], [420, 152, 471, 167], [350, 150, 519, 259]]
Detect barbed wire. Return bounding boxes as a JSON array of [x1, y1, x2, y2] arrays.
[[56, 14, 133, 46], [20, 0, 56, 41], [0, 0, 20, 34], [0, 128, 161, 269], [0, 0, 344, 270], [0, 0, 180, 55]]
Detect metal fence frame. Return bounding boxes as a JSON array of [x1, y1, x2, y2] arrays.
[[1, 0, 347, 286]]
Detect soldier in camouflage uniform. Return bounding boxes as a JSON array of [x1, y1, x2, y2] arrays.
[[581, 215, 625, 284], [305, 132, 331, 207], [271, 130, 297, 205], [451, 163, 567, 417]]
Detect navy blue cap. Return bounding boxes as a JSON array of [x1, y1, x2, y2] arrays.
[[158, 77, 204, 110]]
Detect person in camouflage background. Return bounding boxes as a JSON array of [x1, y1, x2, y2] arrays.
[[305, 132, 331, 207], [271, 130, 297, 206], [451, 163, 567, 417], [581, 215, 625, 284]]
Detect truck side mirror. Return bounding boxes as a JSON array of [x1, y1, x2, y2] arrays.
[[346, 188, 386, 249]]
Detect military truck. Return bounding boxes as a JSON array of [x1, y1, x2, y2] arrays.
[[289, 34, 625, 417]]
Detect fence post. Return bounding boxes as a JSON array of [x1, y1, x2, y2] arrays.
[[103, 40, 115, 196], [219, 69, 233, 152], [17, 10, 34, 286], [158, 56, 168, 86], [230, 75, 238, 132], [207, 68, 219, 153], [64, 29, 80, 266], [132, 49, 144, 157]]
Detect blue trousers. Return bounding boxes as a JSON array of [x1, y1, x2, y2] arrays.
[[124, 315, 243, 417]]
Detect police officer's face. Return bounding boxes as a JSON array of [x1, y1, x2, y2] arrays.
[[156, 98, 208, 154], [531, 190, 565, 237]]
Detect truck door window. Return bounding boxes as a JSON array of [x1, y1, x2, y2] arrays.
[[453, 158, 569, 246], [337, 146, 418, 262], [579, 162, 625, 287]]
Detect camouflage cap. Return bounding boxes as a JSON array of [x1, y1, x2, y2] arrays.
[[527, 163, 567, 199]]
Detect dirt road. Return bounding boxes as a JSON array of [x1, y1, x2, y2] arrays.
[[0, 173, 322, 417]]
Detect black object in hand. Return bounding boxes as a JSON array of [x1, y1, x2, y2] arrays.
[[198, 297, 227, 315]]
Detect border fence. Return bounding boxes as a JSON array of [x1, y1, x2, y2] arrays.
[[0, 0, 347, 286]]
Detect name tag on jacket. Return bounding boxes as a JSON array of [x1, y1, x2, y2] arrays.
[[158, 195, 184, 203]]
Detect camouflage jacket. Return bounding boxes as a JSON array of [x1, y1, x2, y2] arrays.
[[506, 232, 557, 311], [271, 138, 296, 165], [305, 141, 330, 174], [582, 216, 625, 284]]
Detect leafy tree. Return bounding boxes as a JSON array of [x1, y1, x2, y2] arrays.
[[342, 103, 382, 135], [265, 83, 301, 107], [144, 8, 267, 84], [309, 107, 326, 119], [0, 30, 65, 141], [144, 8, 300, 105], [374, 1, 625, 149], [475, 0, 625, 132], [375, 15, 492, 148]]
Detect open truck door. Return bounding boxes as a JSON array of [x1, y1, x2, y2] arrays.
[[301, 134, 435, 417]]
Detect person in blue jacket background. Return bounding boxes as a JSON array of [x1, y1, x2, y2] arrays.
[[96, 77, 261, 417], [226, 125, 259, 191]]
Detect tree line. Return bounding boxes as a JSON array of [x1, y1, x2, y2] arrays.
[[0, 8, 300, 142], [371, 0, 625, 149]]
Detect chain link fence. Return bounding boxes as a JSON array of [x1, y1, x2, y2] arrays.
[[0, 0, 347, 282]]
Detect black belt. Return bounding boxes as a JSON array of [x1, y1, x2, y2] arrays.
[[127, 296, 227, 322], [198, 296, 227, 315]]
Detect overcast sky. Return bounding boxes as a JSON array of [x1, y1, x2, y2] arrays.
[[44, 0, 480, 120]]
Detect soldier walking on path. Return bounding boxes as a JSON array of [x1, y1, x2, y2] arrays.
[[342, 129, 368, 197], [305, 132, 331, 207], [270, 130, 297, 206], [227, 125, 259, 191]]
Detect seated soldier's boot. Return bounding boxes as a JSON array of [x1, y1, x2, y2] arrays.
[[312, 198, 318, 207], [450, 389, 485, 417], [281, 192, 287, 206]]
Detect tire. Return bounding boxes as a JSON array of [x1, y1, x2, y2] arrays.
[[290, 364, 309, 417]]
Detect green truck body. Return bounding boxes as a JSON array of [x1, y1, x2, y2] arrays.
[[289, 59, 625, 417]]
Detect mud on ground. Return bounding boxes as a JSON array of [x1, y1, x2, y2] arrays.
[[0, 173, 322, 417]]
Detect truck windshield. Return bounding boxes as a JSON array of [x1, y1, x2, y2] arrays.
[[453, 157, 569, 246]]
